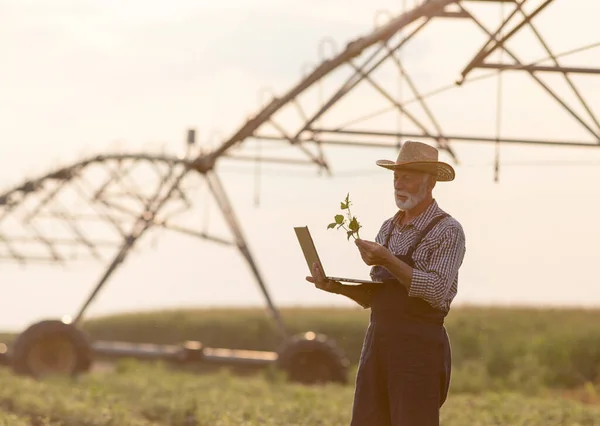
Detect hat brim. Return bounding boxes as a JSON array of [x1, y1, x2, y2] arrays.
[[376, 160, 455, 182]]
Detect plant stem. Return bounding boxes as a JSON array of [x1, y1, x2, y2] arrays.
[[338, 223, 358, 240], [346, 204, 360, 240]]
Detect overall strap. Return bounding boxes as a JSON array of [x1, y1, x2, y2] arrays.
[[405, 213, 450, 258], [383, 210, 403, 248]]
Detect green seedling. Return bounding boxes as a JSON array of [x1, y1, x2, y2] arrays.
[[327, 193, 362, 240]]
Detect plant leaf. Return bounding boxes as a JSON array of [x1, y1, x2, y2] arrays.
[[326, 193, 361, 242]]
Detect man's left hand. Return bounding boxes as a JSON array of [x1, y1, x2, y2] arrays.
[[355, 239, 393, 266]]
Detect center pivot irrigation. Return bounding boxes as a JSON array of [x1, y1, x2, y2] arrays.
[[0, 0, 599, 381]]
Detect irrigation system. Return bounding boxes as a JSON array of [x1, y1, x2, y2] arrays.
[[0, 0, 598, 379]]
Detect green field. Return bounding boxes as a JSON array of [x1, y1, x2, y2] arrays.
[[79, 305, 600, 391], [1, 362, 600, 425], [1, 306, 600, 424]]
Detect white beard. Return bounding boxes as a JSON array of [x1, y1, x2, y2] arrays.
[[395, 177, 429, 211]]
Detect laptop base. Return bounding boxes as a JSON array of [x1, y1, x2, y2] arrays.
[[327, 276, 384, 285]]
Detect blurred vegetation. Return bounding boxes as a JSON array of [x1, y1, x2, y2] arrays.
[[72, 305, 600, 393], [1, 361, 600, 425], [3, 306, 600, 394]]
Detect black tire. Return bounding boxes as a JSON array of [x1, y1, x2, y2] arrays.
[[276, 331, 349, 385], [10, 319, 93, 378], [0, 343, 8, 366]]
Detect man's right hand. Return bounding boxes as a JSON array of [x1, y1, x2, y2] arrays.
[[306, 262, 373, 309], [306, 262, 340, 293]]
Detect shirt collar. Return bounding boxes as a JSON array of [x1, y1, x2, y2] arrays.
[[399, 199, 442, 231]]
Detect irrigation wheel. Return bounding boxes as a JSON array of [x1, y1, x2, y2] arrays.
[[10, 319, 93, 378], [276, 331, 349, 385]]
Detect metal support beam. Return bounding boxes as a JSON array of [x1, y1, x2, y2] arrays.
[[204, 170, 288, 340], [474, 63, 600, 74], [262, 130, 600, 149], [429, 10, 470, 18], [222, 154, 320, 166]]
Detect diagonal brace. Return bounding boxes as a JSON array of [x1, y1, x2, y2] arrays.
[[458, 0, 554, 83], [204, 169, 287, 340]]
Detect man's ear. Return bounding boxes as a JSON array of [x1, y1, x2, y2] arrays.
[[428, 175, 437, 190]]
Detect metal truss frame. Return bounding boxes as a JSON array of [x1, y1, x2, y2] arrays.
[[1, 0, 599, 338], [211, 0, 599, 173], [0, 152, 286, 337]]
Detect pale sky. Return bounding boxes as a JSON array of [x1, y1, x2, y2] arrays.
[[1, 0, 600, 331]]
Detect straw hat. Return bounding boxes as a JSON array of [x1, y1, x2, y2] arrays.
[[376, 140, 455, 182]]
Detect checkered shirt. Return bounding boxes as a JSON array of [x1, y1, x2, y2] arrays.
[[369, 199, 466, 312]]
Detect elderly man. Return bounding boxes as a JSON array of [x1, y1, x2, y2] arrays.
[[307, 141, 466, 426]]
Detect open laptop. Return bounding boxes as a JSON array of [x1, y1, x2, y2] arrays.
[[294, 226, 384, 285]]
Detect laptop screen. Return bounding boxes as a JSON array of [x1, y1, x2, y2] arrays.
[[293, 226, 326, 277]]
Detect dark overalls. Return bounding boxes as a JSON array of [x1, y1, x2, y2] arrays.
[[350, 213, 452, 426]]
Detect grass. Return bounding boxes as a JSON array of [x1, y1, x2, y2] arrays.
[[76, 305, 600, 392], [2, 306, 600, 424], [0, 411, 30, 426], [0, 361, 600, 425]]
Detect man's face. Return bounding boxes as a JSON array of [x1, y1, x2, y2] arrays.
[[393, 169, 434, 211]]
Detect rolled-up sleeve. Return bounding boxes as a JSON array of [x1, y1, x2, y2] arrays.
[[408, 225, 466, 310]]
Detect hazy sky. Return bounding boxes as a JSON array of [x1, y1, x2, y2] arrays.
[[1, 0, 600, 331]]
